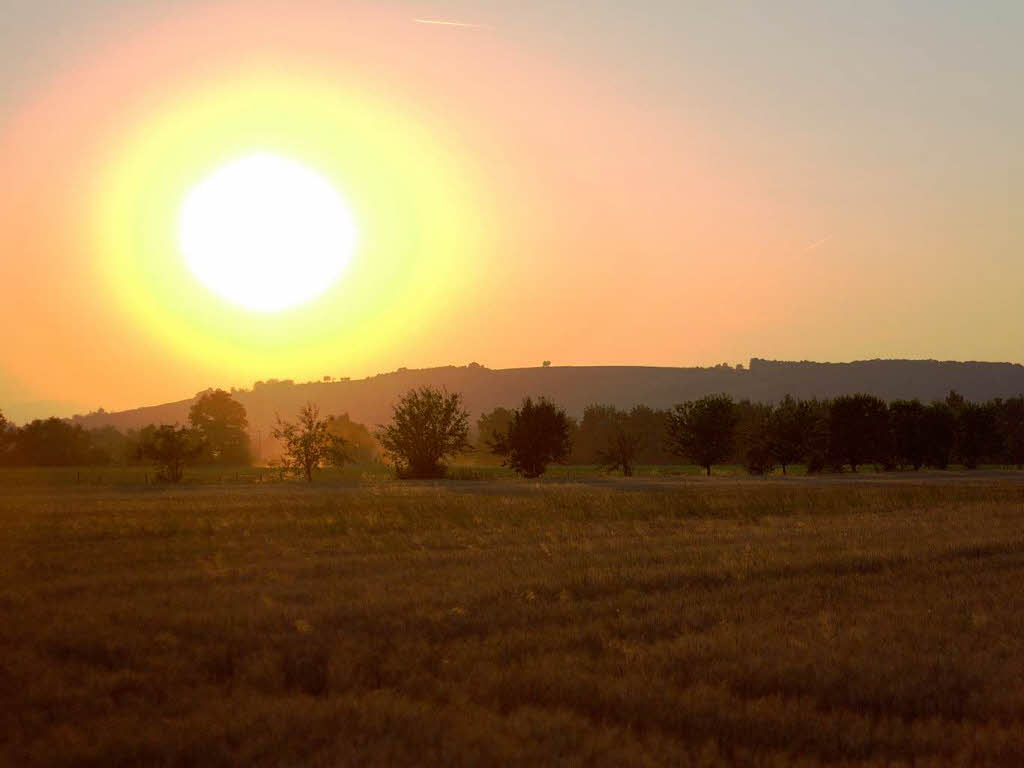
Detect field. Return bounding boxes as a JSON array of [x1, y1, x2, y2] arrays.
[[0, 463, 763, 488], [2, 471, 1024, 766]]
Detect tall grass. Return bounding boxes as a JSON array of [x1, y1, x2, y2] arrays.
[[1, 477, 1023, 765]]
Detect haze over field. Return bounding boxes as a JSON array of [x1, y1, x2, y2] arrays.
[[1, 1, 1022, 415], [63, 358, 1024, 446]]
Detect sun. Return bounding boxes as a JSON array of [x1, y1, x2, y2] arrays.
[[178, 153, 358, 312]]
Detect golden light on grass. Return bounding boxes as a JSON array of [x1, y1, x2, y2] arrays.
[[5, 479, 1024, 763]]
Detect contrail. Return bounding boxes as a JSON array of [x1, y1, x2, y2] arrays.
[[412, 18, 492, 29], [803, 235, 833, 253]]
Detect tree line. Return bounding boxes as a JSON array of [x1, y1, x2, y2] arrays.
[[3, 386, 1023, 481], [0, 390, 377, 480], [347, 387, 1024, 480], [491, 391, 1024, 475]]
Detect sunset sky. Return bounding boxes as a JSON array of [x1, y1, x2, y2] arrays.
[[1, 0, 1021, 420]]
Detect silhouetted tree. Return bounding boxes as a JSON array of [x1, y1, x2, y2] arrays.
[[126, 425, 154, 463], [744, 442, 777, 475], [587, 407, 646, 477], [597, 427, 644, 476], [921, 401, 957, 469], [998, 396, 1024, 469], [476, 407, 514, 450], [376, 387, 471, 478], [796, 398, 832, 474], [11, 418, 92, 466], [567, 405, 673, 466], [666, 394, 738, 476], [0, 410, 12, 465], [490, 397, 572, 478], [945, 390, 966, 412], [733, 399, 773, 474], [79, 426, 128, 466], [626, 405, 675, 464], [8, 419, 124, 467], [326, 413, 379, 464], [827, 394, 889, 472], [889, 399, 928, 470], [189, 389, 251, 465], [273, 403, 349, 482], [571, 405, 621, 464], [139, 425, 205, 482], [767, 395, 817, 474], [955, 401, 998, 469]]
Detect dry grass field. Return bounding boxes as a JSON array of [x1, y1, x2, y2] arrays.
[[2, 474, 1024, 766]]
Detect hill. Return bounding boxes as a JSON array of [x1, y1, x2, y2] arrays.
[[69, 358, 1024, 460]]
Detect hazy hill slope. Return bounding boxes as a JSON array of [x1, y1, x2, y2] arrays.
[[71, 359, 1024, 449]]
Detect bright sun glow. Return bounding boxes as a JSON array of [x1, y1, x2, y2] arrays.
[[179, 153, 357, 312]]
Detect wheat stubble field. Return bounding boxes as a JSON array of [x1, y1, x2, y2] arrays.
[[2, 475, 1024, 766]]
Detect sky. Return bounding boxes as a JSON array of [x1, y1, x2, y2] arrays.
[[0, 0, 1021, 420]]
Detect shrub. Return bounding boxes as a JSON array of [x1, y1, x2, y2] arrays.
[[828, 394, 889, 473], [744, 443, 776, 475], [377, 387, 471, 478], [139, 425, 205, 483], [273, 403, 349, 482], [189, 389, 251, 465], [491, 397, 572, 478], [665, 394, 738, 477]]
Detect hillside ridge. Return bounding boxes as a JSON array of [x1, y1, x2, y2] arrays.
[[68, 358, 1024, 458]]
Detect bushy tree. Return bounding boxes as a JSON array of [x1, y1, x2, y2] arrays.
[[921, 402, 957, 469], [273, 403, 349, 482], [189, 389, 251, 465], [998, 396, 1024, 469], [476, 407, 514, 451], [326, 413, 379, 464], [376, 387, 471, 478], [0, 410, 13, 465], [139, 425, 205, 482], [956, 401, 998, 469], [127, 425, 158, 464], [794, 398, 832, 474], [945, 390, 966, 412], [767, 395, 817, 474], [626, 405, 676, 464], [11, 418, 93, 466], [744, 441, 777, 475], [734, 400, 774, 475], [0, 417, 130, 467], [597, 423, 643, 477], [77, 426, 127, 465], [567, 405, 673, 466], [570, 405, 621, 464], [827, 394, 889, 472], [889, 399, 928, 470], [665, 394, 738, 476], [490, 397, 572, 478]]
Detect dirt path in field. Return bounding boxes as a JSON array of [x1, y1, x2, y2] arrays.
[[422, 469, 1024, 495]]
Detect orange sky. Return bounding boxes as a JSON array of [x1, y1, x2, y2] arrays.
[[1, 1, 1021, 419]]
